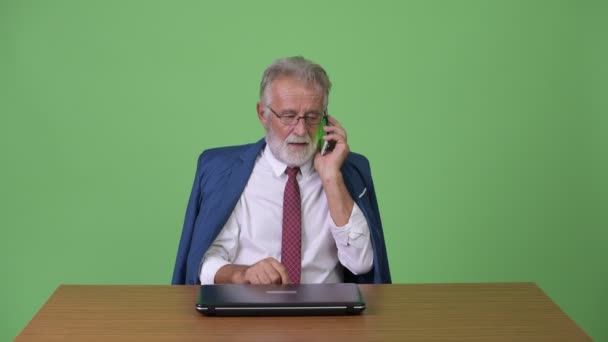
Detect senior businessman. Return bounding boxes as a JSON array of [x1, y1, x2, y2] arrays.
[[172, 56, 391, 285]]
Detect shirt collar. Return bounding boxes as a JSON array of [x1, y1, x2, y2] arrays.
[[263, 144, 315, 178]]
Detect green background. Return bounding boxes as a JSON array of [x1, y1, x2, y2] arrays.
[[1, 0, 606, 340]]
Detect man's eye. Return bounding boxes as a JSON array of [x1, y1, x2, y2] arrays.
[[282, 114, 297, 119]]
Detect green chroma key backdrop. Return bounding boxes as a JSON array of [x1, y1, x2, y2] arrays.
[[1, 0, 606, 340]]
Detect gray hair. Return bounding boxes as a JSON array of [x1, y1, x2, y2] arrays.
[[259, 56, 332, 110]]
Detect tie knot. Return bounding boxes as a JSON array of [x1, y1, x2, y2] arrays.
[[286, 167, 300, 178]]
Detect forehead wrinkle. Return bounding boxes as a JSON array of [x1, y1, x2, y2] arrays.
[[268, 77, 325, 108], [274, 88, 322, 100]]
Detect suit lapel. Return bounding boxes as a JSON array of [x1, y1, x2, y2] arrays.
[[212, 139, 266, 238]]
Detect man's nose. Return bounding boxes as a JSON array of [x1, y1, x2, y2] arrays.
[[292, 117, 307, 135]]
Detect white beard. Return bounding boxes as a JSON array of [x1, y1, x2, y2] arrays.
[[265, 124, 318, 167]]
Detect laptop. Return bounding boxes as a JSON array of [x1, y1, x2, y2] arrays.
[[196, 283, 366, 316]]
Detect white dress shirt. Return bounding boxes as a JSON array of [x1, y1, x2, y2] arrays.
[[199, 145, 373, 284]]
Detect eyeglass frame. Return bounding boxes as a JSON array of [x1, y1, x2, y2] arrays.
[[267, 106, 327, 127]]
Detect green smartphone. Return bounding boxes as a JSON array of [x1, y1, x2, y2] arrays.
[[316, 115, 336, 156]]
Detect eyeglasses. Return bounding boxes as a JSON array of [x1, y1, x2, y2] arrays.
[[267, 106, 326, 127]]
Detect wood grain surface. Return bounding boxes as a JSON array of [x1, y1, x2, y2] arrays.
[[15, 283, 591, 341]]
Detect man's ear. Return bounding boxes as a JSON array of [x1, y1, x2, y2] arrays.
[[256, 102, 268, 128]]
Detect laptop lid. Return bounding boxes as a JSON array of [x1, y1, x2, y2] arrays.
[[196, 283, 366, 316]]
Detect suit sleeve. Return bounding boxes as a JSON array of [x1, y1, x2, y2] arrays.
[[343, 155, 392, 284], [171, 153, 206, 284], [364, 162, 392, 283]]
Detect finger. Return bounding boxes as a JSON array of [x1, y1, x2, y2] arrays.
[[323, 125, 345, 135], [261, 261, 284, 284], [326, 115, 343, 128], [258, 264, 279, 284], [323, 132, 347, 144], [245, 268, 261, 285], [262, 265, 282, 284], [323, 125, 347, 142], [270, 259, 291, 284], [256, 268, 272, 284]]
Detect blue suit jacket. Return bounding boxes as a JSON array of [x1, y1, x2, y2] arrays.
[[171, 139, 391, 285]]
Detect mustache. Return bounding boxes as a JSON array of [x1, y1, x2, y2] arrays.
[[285, 135, 311, 144]]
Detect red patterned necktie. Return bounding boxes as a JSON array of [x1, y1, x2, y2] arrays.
[[281, 167, 302, 284]]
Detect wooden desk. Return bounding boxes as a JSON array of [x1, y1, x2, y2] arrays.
[[15, 283, 590, 341]]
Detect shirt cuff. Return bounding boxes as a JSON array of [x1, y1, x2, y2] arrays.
[[199, 256, 231, 285], [329, 203, 369, 248]]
